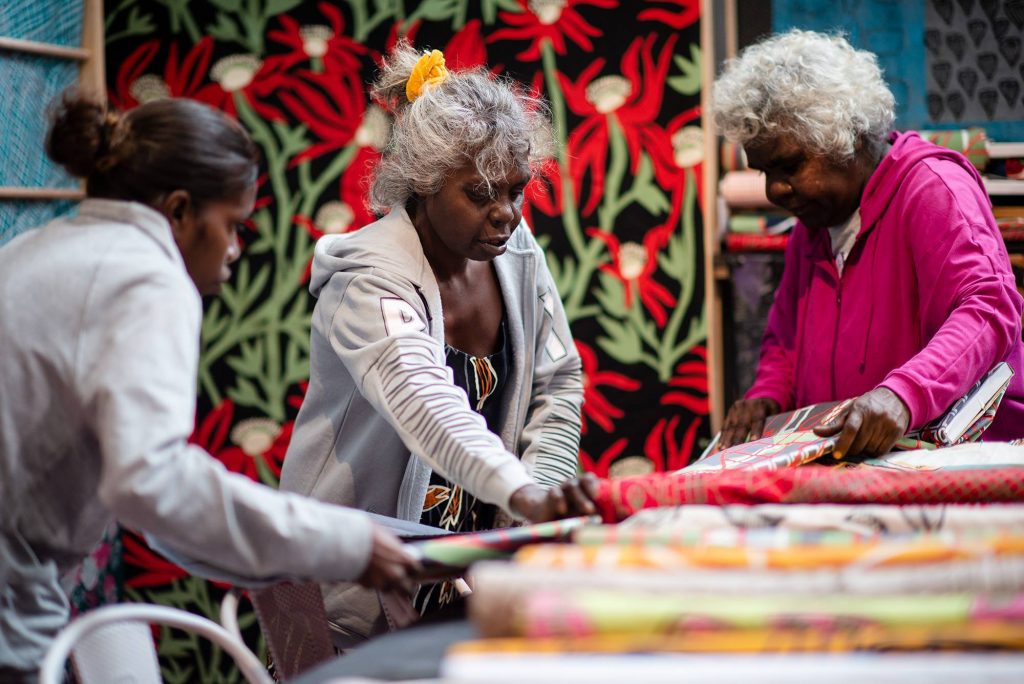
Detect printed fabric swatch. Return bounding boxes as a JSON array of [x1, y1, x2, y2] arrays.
[[593, 466, 1024, 522], [476, 590, 1024, 639], [468, 551, 1024, 599], [614, 503, 1024, 536], [447, 621, 1024, 654], [686, 401, 850, 472], [407, 516, 594, 579]]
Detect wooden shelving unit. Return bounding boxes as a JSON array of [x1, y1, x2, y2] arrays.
[[0, 0, 104, 202]]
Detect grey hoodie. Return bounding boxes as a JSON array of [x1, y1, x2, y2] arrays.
[[280, 206, 583, 639]]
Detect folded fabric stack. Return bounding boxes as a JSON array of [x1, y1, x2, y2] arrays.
[[438, 439, 1024, 681], [717, 141, 792, 253], [444, 495, 1024, 680], [438, 362, 1024, 680], [915, 128, 1024, 246]]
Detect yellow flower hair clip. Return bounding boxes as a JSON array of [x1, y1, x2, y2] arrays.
[[406, 49, 449, 102]]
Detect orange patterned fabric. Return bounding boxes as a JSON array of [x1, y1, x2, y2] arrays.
[[594, 466, 1024, 522]]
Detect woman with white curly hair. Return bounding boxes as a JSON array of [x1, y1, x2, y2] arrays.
[[715, 30, 1024, 454], [280, 42, 589, 642]]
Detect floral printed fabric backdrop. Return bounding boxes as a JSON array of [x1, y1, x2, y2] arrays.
[[103, 0, 706, 676]]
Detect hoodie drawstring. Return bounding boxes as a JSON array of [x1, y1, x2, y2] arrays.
[[859, 231, 880, 374]]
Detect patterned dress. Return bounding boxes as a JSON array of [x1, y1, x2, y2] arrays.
[[415, 318, 510, 615]]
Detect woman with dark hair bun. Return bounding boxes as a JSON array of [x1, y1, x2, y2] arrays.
[[0, 95, 416, 681]]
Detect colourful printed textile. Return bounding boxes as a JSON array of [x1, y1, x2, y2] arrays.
[[573, 524, 1024, 550], [593, 467, 1024, 522], [694, 375, 1013, 472], [469, 554, 1024, 598], [514, 533, 1024, 571], [616, 503, 1024, 536], [863, 443, 1024, 472], [917, 128, 989, 172], [686, 401, 849, 472], [472, 589, 1024, 638], [408, 516, 594, 579], [904, 362, 1013, 446], [450, 622, 1024, 654]]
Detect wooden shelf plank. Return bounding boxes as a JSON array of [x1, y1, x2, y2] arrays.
[[0, 36, 89, 61], [0, 187, 85, 200], [80, 0, 105, 97], [984, 178, 1024, 195]]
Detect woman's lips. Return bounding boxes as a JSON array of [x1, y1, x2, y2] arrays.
[[478, 237, 509, 255]]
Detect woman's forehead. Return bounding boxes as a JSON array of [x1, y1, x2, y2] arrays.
[[744, 133, 804, 165], [451, 160, 531, 186]]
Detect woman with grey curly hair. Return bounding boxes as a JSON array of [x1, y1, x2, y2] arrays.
[[280, 42, 589, 642], [714, 30, 1024, 455]]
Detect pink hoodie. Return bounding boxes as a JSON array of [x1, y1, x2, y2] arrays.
[[747, 132, 1024, 440]]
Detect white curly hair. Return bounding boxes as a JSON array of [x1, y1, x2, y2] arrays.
[[712, 30, 895, 164], [369, 41, 553, 213]]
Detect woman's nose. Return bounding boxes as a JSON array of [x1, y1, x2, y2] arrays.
[[490, 197, 516, 225]]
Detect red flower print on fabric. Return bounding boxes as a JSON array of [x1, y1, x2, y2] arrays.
[[560, 33, 680, 215], [587, 225, 677, 327], [645, 415, 703, 471], [639, 0, 701, 29], [579, 436, 628, 477], [122, 532, 190, 589], [576, 340, 641, 434], [488, 0, 617, 62], [267, 3, 373, 75], [189, 400, 289, 481], [661, 346, 710, 415], [110, 37, 215, 110]]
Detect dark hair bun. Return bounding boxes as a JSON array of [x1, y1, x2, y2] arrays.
[[46, 94, 115, 179]]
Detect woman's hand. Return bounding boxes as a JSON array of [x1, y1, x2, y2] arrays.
[[508, 474, 601, 522], [813, 387, 910, 458], [356, 525, 420, 594], [720, 398, 781, 448]]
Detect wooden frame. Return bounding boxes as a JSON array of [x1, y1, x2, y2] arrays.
[[701, 0, 725, 432], [0, 0, 104, 201]]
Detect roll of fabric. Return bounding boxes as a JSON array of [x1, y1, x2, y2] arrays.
[[515, 532, 1024, 571], [612, 503, 1024, 536], [407, 516, 593, 578], [474, 588, 1024, 638], [592, 466, 1024, 522], [720, 139, 748, 172], [917, 128, 989, 172], [469, 554, 1024, 605], [450, 622, 1024, 654], [719, 170, 771, 209]]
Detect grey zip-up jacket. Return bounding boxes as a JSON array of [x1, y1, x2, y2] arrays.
[[280, 206, 583, 638], [0, 201, 375, 673]]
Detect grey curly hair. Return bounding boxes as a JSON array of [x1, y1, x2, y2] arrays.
[[712, 30, 895, 164], [369, 41, 553, 213]]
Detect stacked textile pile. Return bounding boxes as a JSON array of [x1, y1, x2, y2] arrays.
[[718, 141, 792, 253], [441, 458, 1024, 681], [917, 127, 1024, 246], [717, 129, 1024, 253]]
